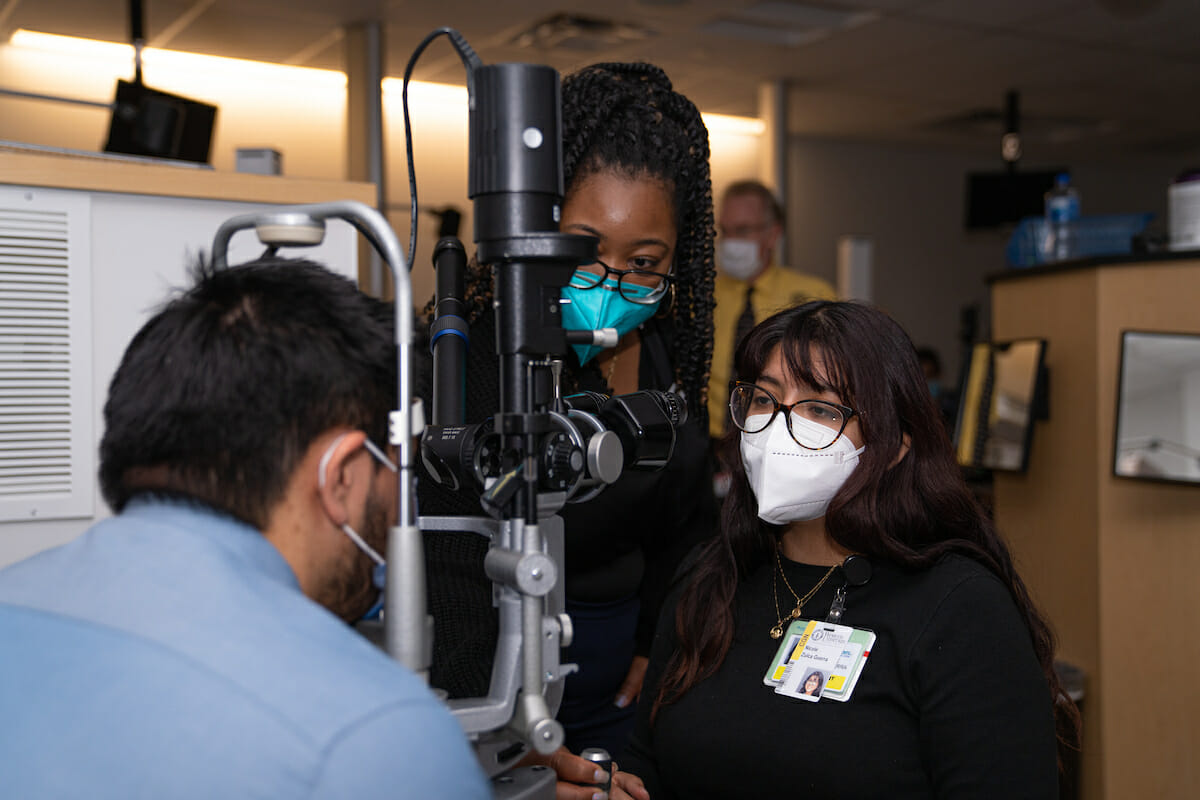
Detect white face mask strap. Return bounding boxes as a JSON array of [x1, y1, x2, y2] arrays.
[[317, 433, 351, 490], [340, 522, 385, 566], [834, 444, 866, 464]]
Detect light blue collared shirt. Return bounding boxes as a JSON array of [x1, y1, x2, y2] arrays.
[[0, 498, 488, 799]]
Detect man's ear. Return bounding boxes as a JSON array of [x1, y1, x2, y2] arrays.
[[315, 430, 369, 527], [764, 221, 784, 254]]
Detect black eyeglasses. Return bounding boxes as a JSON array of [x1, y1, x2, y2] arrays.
[[728, 381, 857, 450], [568, 260, 673, 305]]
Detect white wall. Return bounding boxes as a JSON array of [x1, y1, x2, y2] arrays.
[[0, 187, 358, 568], [784, 135, 1194, 386]]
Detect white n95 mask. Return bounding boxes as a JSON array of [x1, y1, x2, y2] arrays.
[[717, 239, 762, 281], [739, 413, 865, 523]]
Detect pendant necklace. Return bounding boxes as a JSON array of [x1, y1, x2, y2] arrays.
[[770, 548, 838, 640]]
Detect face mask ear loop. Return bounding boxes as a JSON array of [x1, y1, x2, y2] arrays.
[[317, 433, 351, 490], [832, 442, 867, 465], [340, 523, 386, 566], [317, 432, 387, 562]]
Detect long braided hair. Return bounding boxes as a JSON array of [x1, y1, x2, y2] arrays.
[[454, 61, 716, 415]]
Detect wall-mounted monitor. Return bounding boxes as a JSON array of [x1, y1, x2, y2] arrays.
[[103, 80, 217, 164], [1113, 331, 1200, 485], [964, 169, 1065, 230], [954, 339, 1047, 473]]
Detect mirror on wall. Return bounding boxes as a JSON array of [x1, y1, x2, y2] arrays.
[[954, 339, 1047, 473], [1114, 331, 1200, 485]]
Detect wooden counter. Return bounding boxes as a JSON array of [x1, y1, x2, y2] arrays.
[[990, 254, 1200, 800]]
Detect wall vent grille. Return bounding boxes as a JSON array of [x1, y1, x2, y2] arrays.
[[0, 189, 92, 521]]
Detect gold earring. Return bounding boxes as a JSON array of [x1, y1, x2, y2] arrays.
[[655, 283, 677, 318]]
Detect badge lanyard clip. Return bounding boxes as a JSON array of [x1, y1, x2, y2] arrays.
[[824, 555, 871, 624], [825, 585, 847, 623]]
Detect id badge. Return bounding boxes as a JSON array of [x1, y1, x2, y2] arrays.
[[763, 619, 875, 703]]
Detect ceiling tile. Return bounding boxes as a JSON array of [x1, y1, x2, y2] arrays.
[[908, 0, 1079, 29]]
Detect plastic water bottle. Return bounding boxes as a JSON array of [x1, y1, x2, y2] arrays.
[[1044, 172, 1081, 262]]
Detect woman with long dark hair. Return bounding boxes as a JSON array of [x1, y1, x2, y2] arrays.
[[622, 301, 1074, 798], [418, 61, 715, 783]]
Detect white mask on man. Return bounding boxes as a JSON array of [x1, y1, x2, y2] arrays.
[[717, 238, 763, 281], [740, 413, 866, 523]]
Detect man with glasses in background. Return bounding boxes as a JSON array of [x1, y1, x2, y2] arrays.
[[0, 258, 488, 799], [708, 180, 837, 440]]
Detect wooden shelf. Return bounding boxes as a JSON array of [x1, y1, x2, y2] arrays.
[[0, 146, 375, 206]]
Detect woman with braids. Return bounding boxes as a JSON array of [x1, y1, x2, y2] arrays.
[[620, 301, 1075, 799], [416, 61, 715, 790]]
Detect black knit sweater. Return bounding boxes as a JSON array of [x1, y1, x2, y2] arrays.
[[623, 553, 1059, 799]]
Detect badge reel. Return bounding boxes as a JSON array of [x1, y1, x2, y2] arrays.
[[763, 555, 874, 703]]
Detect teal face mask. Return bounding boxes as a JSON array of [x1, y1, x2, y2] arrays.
[[561, 273, 661, 365]]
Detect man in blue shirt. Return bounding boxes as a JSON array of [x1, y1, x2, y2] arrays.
[[0, 258, 489, 798]]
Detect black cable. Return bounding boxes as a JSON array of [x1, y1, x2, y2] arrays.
[[402, 27, 481, 271]]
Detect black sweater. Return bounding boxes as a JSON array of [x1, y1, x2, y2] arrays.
[[623, 553, 1059, 799], [416, 311, 715, 698]]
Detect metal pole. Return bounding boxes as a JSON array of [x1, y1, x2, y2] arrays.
[[346, 21, 388, 296]]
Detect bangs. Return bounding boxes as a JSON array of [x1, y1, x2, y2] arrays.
[[776, 317, 855, 409]]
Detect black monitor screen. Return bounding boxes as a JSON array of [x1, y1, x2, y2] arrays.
[[954, 339, 1047, 473], [1113, 330, 1200, 485], [964, 170, 1064, 230], [103, 79, 217, 164]]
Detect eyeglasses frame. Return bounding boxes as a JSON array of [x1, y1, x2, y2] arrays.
[[569, 259, 674, 305], [728, 380, 858, 451]]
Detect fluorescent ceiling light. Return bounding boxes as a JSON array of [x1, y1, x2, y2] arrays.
[[8, 29, 761, 136], [9, 29, 346, 89], [703, 113, 765, 136], [381, 77, 468, 113]]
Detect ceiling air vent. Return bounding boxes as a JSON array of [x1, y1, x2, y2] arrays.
[[511, 13, 656, 52]]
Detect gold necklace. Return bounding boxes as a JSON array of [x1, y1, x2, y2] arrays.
[[770, 549, 838, 639]]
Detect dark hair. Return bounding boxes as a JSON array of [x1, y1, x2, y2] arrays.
[[723, 179, 784, 226], [99, 257, 396, 529], [451, 61, 715, 415], [656, 301, 1076, 736]]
